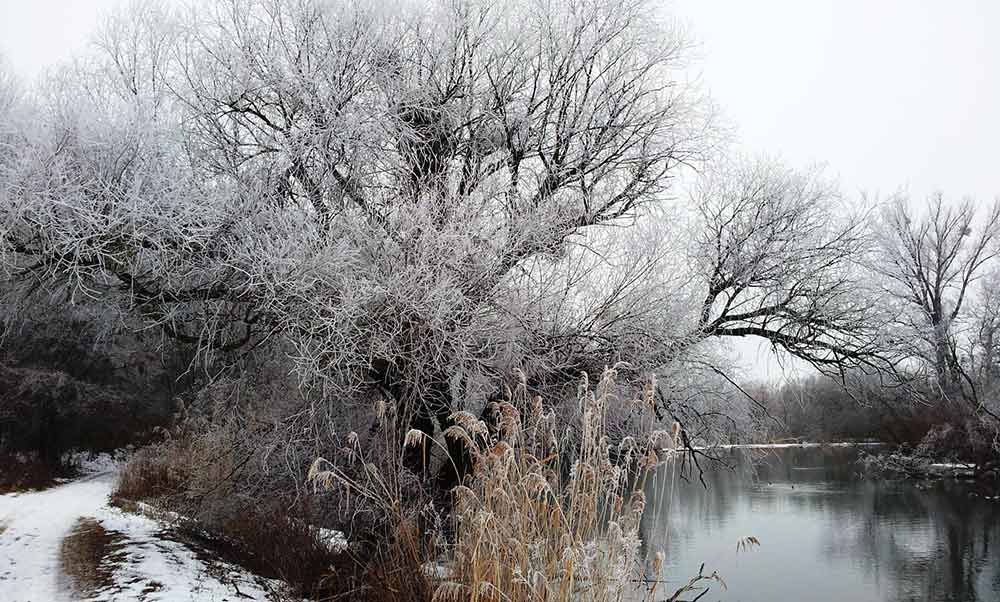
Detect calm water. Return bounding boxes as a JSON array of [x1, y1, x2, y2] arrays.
[[638, 447, 1000, 602]]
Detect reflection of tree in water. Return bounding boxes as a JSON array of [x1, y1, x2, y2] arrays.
[[638, 450, 748, 555], [638, 448, 1000, 601], [821, 481, 1000, 602]]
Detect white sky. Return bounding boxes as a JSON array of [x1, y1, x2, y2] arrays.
[[0, 0, 122, 77], [2, 0, 998, 382]]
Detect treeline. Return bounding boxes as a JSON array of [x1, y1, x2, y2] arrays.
[[747, 371, 999, 472], [747, 375, 923, 443]]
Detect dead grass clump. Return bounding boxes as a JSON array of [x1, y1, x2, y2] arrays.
[[59, 516, 127, 598], [217, 505, 342, 598], [432, 367, 678, 602], [111, 442, 191, 503], [167, 503, 436, 602], [155, 496, 350, 600]]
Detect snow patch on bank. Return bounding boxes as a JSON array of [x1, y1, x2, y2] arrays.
[[316, 527, 348, 553]]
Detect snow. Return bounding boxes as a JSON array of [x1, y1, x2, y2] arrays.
[[85, 505, 287, 602], [0, 471, 294, 602], [316, 527, 348, 553]]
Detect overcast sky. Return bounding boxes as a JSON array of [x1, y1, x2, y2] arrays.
[[671, 0, 1000, 380], [2, 0, 998, 381], [3, 0, 995, 200]]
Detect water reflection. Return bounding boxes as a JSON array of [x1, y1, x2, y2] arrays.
[[638, 448, 1000, 602]]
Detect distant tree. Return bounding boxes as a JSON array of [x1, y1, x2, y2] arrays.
[[688, 157, 889, 374], [962, 271, 1000, 421], [875, 194, 1000, 401]]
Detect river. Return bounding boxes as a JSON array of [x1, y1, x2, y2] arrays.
[[638, 446, 1000, 602]]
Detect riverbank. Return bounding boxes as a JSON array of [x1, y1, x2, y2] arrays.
[[857, 448, 997, 482]]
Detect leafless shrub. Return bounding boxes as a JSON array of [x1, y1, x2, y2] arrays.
[[112, 442, 191, 503], [168, 504, 345, 599], [0, 452, 67, 493]]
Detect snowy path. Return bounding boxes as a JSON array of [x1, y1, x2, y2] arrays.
[[0, 472, 116, 601], [0, 472, 285, 602]]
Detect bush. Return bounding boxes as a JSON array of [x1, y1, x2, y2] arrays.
[[0, 451, 71, 493], [111, 443, 191, 503], [162, 503, 344, 599], [110, 417, 435, 601], [916, 416, 1000, 473]]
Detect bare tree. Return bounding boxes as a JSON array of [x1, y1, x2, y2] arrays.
[[0, 56, 24, 177], [875, 193, 1000, 397], [961, 271, 1000, 412], [688, 157, 888, 375]]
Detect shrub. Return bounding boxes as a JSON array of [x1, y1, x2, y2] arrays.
[[110, 408, 434, 600], [0, 451, 70, 493], [111, 443, 191, 503], [164, 503, 345, 599]]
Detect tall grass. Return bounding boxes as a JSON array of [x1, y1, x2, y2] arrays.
[[433, 367, 690, 602], [310, 367, 725, 602]]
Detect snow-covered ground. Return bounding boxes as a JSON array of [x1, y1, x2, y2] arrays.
[[0, 470, 288, 602]]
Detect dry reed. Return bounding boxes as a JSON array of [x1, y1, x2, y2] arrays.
[[433, 367, 686, 602], [309, 367, 725, 602]]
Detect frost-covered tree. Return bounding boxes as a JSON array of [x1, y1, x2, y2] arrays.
[[687, 157, 889, 374], [875, 193, 1000, 398], [0, 0, 716, 481], [0, 0, 912, 487]]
